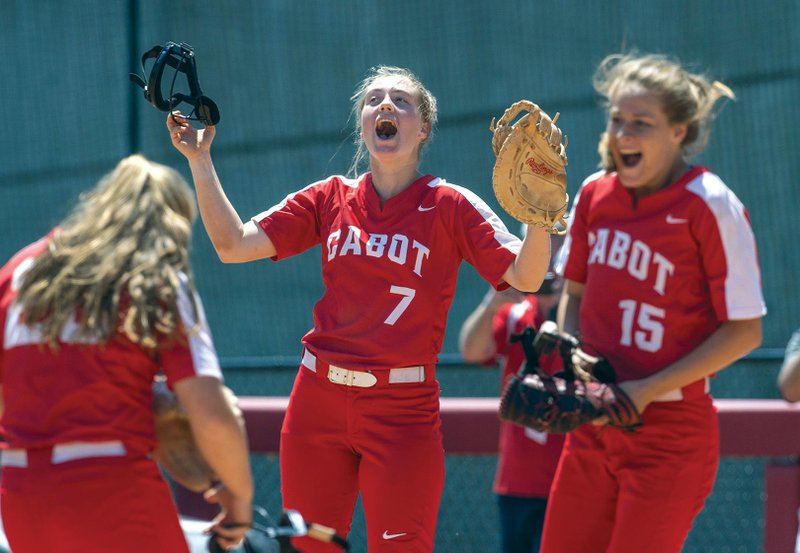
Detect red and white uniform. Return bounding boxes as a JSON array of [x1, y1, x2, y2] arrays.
[[0, 234, 222, 553], [541, 167, 766, 553], [491, 297, 564, 499], [559, 166, 765, 390], [256, 173, 520, 369], [255, 173, 520, 552]]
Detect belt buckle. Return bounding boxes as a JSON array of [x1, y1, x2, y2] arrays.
[[327, 366, 344, 385], [328, 366, 376, 388]]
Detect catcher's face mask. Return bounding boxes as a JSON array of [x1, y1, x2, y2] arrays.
[[129, 41, 220, 126]]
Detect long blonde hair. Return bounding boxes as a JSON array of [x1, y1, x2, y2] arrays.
[[593, 53, 735, 171], [17, 154, 198, 350], [348, 65, 439, 177]]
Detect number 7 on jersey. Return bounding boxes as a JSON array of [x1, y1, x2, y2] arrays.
[[384, 285, 416, 325]]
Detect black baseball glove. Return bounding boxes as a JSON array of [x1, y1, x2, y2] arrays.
[[498, 322, 642, 434]]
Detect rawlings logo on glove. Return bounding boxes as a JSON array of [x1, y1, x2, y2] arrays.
[[525, 158, 554, 176]]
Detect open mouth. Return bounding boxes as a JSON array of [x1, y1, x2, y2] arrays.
[[620, 152, 642, 167], [375, 118, 398, 140]]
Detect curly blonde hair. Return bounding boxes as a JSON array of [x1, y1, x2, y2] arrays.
[[17, 154, 198, 350], [593, 53, 735, 171], [348, 65, 439, 177]]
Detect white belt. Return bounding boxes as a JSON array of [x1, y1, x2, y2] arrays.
[[327, 366, 379, 387], [302, 350, 426, 388], [651, 377, 710, 402], [1, 440, 127, 468]]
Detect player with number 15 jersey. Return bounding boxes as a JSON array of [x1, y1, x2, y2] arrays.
[[542, 53, 766, 553], [559, 165, 764, 391]]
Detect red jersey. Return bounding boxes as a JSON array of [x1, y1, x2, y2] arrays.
[[558, 167, 766, 386], [255, 173, 521, 370], [491, 296, 564, 498], [0, 235, 223, 451]]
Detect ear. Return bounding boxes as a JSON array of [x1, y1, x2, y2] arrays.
[[418, 123, 430, 142], [672, 122, 688, 144]]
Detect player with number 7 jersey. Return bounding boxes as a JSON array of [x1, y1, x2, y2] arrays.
[[252, 173, 524, 552], [167, 65, 552, 552]]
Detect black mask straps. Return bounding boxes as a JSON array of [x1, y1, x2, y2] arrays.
[[129, 41, 220, 126]]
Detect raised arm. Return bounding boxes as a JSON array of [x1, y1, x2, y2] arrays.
[[502, 225, 550, 293], [167, 113, 276, 263]]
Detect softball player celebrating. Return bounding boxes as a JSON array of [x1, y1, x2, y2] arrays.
[[167, 65, 552, 552], [0, 155, 253, 553], [539, 53, 767, 553]]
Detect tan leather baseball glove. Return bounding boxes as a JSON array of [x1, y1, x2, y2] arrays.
[[151, 374, 243, 492], [490, 100, 569, 234]]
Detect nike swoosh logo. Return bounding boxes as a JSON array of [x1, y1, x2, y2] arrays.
[[666, 214, 688, 224], [418, 205, 436, 212], [382, 531, 407, 540]]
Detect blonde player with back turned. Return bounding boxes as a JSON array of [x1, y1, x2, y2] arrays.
[[0, 155, 253, 553]]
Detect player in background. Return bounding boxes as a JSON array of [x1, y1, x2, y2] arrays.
[[459, 232, 565, 553], [459, 282, 564, 553], [0, 155, 253, 553], [166, 65, 552, 552], [540, 53, 766, 553]]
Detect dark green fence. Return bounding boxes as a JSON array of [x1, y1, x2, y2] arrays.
[[2, 2, 798, 551]]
